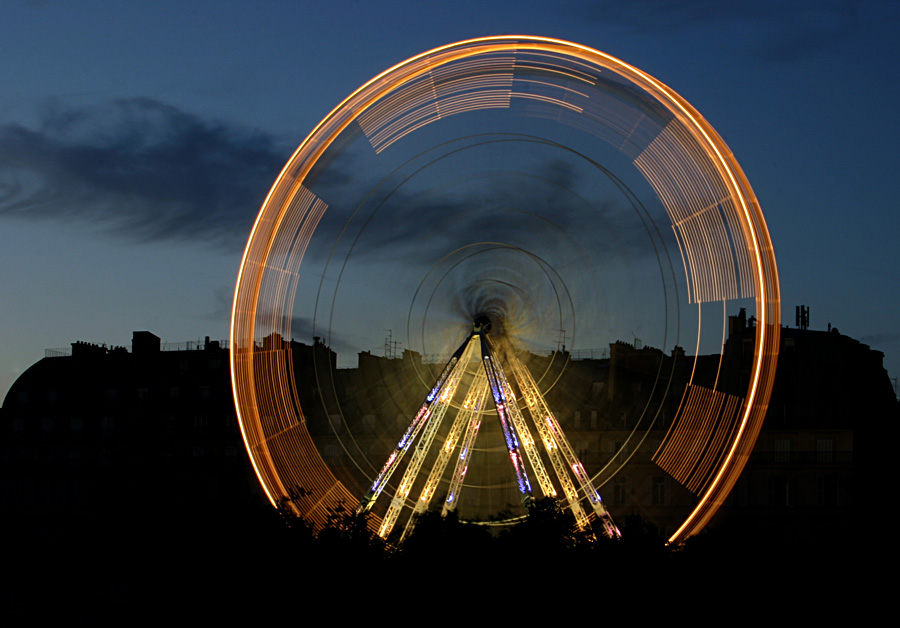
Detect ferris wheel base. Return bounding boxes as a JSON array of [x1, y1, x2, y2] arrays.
[[357, 319, 620, 542]]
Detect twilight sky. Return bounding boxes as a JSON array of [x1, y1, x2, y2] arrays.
[[2, 0, 899, 400]]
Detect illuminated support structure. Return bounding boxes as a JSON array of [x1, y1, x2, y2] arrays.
[[441, 375, 489, 517], [401, 368, 489, 541], [356, 337, 473, 514], [358, 316, 620, 541], [509, 353, 620, 538], [377, 340, 476, 538], [478, 336, 536, 503]]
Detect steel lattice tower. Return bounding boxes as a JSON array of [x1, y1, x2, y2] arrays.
[[356, 316, 620, 541]]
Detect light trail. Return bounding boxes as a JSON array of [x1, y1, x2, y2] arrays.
[[402, 367, 490, 541], [377, 339, 477, 538], [230, 36, 779, 544], [359, 321, 622, 540], [357, 337, 471, 516]]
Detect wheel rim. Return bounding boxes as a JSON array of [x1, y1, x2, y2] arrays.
[[230, 36, 780, 544]]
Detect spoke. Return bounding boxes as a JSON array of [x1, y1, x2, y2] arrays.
[[484, 337, 558, 501], [509, 350, 621, 538], [356, 333, 472, 515], [402, 366, 490, 541], [443, 373, 489, 516], [508, 352, 590, 530], [378, 338, 477, 538], [358, 319, 619, 541], [480, 334, 534, 502]]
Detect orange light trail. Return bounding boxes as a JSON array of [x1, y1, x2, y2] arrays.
[[230, 36, 779, 543], [653, 384, 744, 494]]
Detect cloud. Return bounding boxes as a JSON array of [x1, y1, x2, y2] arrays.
[[0, 98, 289, 252], [0, 99, 667, 270], [308, 157, 659, 269]]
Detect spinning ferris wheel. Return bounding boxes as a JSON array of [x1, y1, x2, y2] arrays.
[[230, 36, 780, 545]]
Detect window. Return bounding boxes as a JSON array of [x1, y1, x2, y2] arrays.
[[652, 476, 666, 505], [816, 439, 834, 464], [768, 476, 793, 507], [774, 439, 791, 463]]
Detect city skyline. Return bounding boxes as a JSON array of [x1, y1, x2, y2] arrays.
[[2, 1, 899, 401]]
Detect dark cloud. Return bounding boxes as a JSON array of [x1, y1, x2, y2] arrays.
[[288, 315, 319, 344], [0, 98, 289, 252], [212, 280, 360, 355], [289, 315, 376, 359], [309, 157, 659, 269]]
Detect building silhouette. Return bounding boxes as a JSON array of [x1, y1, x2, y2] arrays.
[[715, 311, 894, 540], [1, 332, 257, 518], [2, 315, 894, 544]]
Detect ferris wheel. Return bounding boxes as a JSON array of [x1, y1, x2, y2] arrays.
[[230, 36, 780, 545]]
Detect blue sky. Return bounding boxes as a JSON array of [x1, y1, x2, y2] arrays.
[[2, 0, 899, 400]]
